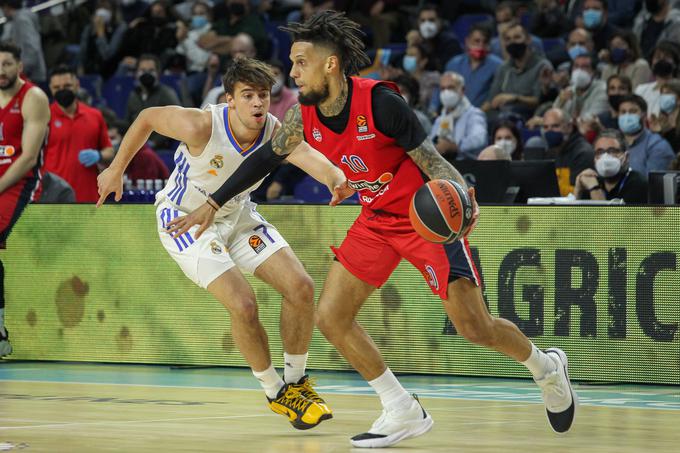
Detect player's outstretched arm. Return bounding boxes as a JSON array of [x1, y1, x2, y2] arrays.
[[0, 87, 49, 195], [167, 104, 306, 239], [407, 137, 479, 236], [97, 106, 210, 207], [286, 141, 353, 206]]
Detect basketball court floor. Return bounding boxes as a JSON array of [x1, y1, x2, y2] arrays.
[[0, 362, 677, 452]]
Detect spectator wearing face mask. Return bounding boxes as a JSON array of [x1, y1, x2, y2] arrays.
[[634, 40, 680, 116], [125, 54, 182, 148], [530, 0, 571, 39], [648, 79, 680, 152], [400, 43, 440, 115], [550, 28, 594, 86], [578, 74, 632, 140], [618, 94, 674, 177], [539, 107, 595, 196], [483, 21, 553, 122], [78, 0, 128, 80], [43, 66, 114, 203], [574, 128, 648, 203], [429, 72, 487, 160], [267, 59, 298, 122], [405, 3, 461, 72], [633, 0, 680, 59], [554, 54, 608, 123], [600, 30, 653, 90], [444, 23, 502, 108], [176, 1, 214, 105], [577, 0, 621, 52], [489, 119, 523, 160], [490, 1, 544, 60]]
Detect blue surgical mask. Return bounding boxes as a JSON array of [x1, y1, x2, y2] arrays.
[[543, 130, 565, 148], [618, 113, 642, 135], [659, 93, 677, 114], [402, 55, 418, 73], [582, 9, 603, 29], [610, 47, 629, 65], [191, 15, 208, 29], [568, 45, 588, 60]]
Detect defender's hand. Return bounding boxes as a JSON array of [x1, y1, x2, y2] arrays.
[[166, 202, 216, 239]]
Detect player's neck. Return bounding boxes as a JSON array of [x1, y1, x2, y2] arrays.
[[0, 79, 24, 106], [318, 76, 348, 117], [228, 108, 260, 145]]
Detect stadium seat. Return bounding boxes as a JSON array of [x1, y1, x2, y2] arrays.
[[79, 74, 102, 105], [452, 14, 493, 43], [520, 126, 541, 144], [160, 74, 187, 104], [155, 149, 177, 173], [102, 76, 136, 119], [542, 37, 565, 53], [293, 176, 331, 203], [265, 21, 292, 74]]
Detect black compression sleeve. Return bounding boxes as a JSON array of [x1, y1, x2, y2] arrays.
[[211, 140, 287, 206]]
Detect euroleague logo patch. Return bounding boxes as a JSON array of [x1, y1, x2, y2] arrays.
[[356, 114, 368, 133], [347, 172, 393, 192], [249, 235, 266, 253]]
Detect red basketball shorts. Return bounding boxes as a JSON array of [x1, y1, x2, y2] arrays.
[[0, 177, 38, 247], [331, 209, 481, 300]]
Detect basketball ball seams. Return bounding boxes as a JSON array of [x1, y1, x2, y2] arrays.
[[409, 179, 472, 245], [431, 180, 464, 233], [416, 185, 451, 236], [409, 193, 448, 242]]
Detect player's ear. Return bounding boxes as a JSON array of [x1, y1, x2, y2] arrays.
[[225, 92, 235, 107], [326, 55, 339, 73]]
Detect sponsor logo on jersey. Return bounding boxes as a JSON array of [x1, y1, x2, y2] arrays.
[[347, 172, 393, 193], [55, 120, 62, 128], [0, 145, 16, 157], [312, 128, 322, 142], [424, 265, 439, 290], [210, 155, 224, 169], [9, 102, 19, 113], [356, 133, 375, 141], [356, 114, 368, 133], [210, 240, 223, 254], [249, 235, 266, 253], [0, 158, 11, 166]]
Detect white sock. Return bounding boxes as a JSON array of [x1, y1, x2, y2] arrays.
[[522, 344, 557, 379], [253, 365, 285, 399], [368, 368, 413, 412], [283, 352, 308, 384]]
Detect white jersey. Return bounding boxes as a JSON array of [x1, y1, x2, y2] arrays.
[[155, 103, 278, 217]]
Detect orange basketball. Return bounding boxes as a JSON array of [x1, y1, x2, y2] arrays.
[[409, 179, 473, 244]]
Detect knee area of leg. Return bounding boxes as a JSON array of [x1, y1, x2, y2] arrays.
[[286, 274, 315, 302], [230, 299, 259, 321]]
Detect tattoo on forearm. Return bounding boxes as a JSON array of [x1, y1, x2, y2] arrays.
[[272, 104, 304, 156], [407, 139, 466, 186]]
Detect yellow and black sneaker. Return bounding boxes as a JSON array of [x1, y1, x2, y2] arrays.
[[268, 382, 333, 430], [290, 375, 332, 412]]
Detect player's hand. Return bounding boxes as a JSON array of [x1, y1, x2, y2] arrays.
[[461, 187, 479, 238], [96, 167, 123, 207], [329, 180, 355, 206], [166, 202, 216, 239]]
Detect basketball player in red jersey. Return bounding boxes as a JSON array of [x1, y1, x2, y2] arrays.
[[168, 12, 577, 447], [0, 42, 51, 357]]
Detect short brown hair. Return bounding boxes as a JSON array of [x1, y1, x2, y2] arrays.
[[221, 57, 276, 95]]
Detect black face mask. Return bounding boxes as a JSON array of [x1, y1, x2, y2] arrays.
[[229, 3, 246, 16], [151, 16, 167, 26], [653, 59, 675, 77], [608, 94, 623, 111], [139, 72, 156, 90], [645, 0, 664, 14], [506, 42, 527, 60], [54, 89, 76, 108]]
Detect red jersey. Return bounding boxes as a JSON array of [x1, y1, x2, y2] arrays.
[[44, 101, 112, 202], [300, 77, 425, 216], [0, 80, 43, 196]]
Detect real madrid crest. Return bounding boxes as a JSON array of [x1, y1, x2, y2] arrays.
[[210, 155, 224, 169], [210, 240, 223, 254]]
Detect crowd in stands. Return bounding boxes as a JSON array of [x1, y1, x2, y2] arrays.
[[3, 0, 680, 204]]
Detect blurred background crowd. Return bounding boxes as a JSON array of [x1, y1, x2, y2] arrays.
[[4, 0, 680, 204]]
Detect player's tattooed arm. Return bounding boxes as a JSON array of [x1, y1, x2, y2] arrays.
[[272, 103, 304, 156], [407, 138, 467, 188]]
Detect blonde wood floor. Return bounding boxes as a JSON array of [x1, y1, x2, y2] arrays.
[[1, 376, 678, 452]]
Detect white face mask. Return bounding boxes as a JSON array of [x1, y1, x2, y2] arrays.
[[95, 8, 112, 24], [570, 68, 592, 89], [595, 153, 623, 178], [419, 20, 438, 39], [440, 89, 461, 109], [271, 76, 284, 96], [494, 138, 516, 157]]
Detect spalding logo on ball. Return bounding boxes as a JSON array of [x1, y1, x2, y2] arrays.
[[409, 179, 473, 244]]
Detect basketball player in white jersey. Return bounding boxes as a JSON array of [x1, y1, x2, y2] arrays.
[[96, 58, 350, 430]]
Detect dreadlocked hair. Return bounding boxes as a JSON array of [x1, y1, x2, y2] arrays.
[[280, 10, 371, 76]]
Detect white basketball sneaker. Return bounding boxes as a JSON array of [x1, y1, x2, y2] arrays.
[[0, 328, 11, 358], [535, 348, 577, 433], [350, 395, 434, 448]]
